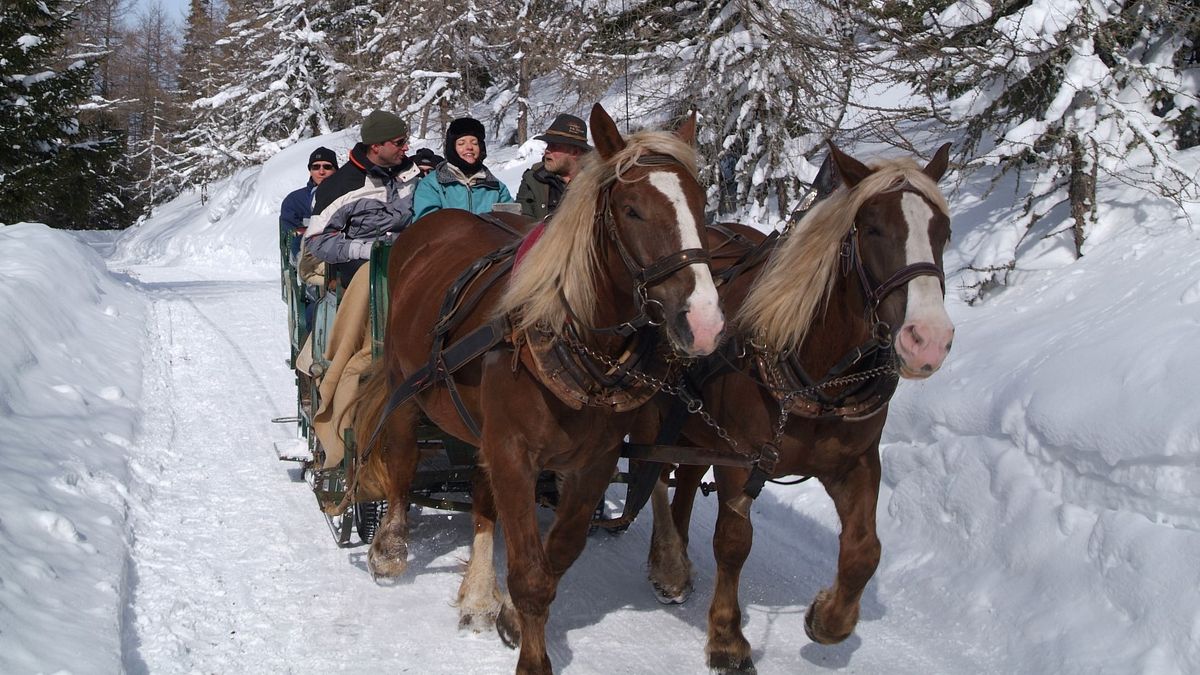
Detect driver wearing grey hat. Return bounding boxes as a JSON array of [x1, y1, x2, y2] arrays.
[[304, 110, 422, 287], [517, 113, 592, 221]]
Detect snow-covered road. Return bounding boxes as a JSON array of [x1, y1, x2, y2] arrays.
[[118, 266, 976, 674]]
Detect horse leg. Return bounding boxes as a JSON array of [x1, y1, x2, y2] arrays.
[[805, 447, 882, 644], [543, 452, 618, 575], [366, 403, 420, 581], [457, 468, 508, 634], [705, 466, 756, 674], [648, 464, 705, 604], [485, 450, 556, 675]]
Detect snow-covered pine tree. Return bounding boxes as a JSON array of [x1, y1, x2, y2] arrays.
[[867, 0, 1199, 299], [686, 2, 860, 221], [0, 0, 128, 227], [599, 1, 856, 222], [483, 0, 593, 144], [172, 0, 346, 195], [592, 0, 708, 125], [342, 0, 487, 139]]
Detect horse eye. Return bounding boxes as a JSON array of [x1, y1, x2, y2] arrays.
[[865, 225, 882, 237], [624, 206, 642, 220]]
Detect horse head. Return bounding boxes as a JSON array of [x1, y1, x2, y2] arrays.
[[827, 141, 954, 378], [589, 104, 725, 356]]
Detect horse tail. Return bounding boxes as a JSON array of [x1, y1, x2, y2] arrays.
[[347, 362, 417, 499]]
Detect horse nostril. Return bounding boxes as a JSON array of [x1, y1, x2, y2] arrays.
[[922, 364, 933, 373], [675, 310, 694, 342], [945, 341, 953, 351]]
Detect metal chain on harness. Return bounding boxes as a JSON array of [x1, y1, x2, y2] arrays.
[[560, 328, 739, 452], [561, 329, 898, 460]]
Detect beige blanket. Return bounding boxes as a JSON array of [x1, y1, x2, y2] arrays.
[[312, 265, 372, 469]]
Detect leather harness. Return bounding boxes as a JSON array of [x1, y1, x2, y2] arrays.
[[365, 155, 710, 453]]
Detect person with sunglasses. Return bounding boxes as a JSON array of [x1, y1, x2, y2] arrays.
[[305, 110, 422, 288], [280, 147, 339, 265]]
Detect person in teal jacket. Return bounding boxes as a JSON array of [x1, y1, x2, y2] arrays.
[[412, 117, 514, 220]]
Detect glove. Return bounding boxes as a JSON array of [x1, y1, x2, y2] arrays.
[[348, 239, 372, 259]]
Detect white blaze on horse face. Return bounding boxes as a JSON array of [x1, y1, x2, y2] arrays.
[[647, 171, 724, 355], [897, 192, 954, 377]]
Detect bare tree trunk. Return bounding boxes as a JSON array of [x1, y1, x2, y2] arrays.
[[517, 55, 530, 144], [1067, 133, 1094, 257]]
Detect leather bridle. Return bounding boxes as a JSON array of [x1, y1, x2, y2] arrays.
[[569, 153, 711, 337], [839, 187, 946, 333]]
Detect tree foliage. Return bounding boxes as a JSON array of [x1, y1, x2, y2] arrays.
[[171, 0, 346, 197], [0, 0, 132, 228], [860, 0, 1199, 298]]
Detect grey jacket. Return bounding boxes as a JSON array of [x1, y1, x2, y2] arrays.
[[304, 143, 421, 264]]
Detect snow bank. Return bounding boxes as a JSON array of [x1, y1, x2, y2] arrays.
[[0, 223, 146, 673], [111, 131, 361, 275]]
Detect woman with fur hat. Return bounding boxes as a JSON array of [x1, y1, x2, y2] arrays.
[[411, 117, 514, 221]]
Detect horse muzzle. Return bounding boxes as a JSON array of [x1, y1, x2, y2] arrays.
[[671, 300, 724, 357], [895, 320, 953, 378]]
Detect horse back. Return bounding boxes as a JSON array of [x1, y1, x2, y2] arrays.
[[384, 209, 532, 386]]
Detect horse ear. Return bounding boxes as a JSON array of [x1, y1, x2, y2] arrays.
[[590, 103, 626, 160], [676, 111, 697, 146], [924, 142, 952, 182], [826, 141, 872, 189], [813, 152, 840, 198]]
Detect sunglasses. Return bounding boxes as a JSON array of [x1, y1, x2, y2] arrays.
[[309, 163, 335, 171], [385, 137, 409, 147]]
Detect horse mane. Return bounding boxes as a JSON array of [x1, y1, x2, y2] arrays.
[[737, 157, 949, 354], [498, 131, 699, 333]]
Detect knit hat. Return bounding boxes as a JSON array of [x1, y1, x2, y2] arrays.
[[308, 147, 338, 169], [412, 147, 443, 171], [361, 110, 409, 145], [534, 113, 590, 151], [445, 117, 487, 174]]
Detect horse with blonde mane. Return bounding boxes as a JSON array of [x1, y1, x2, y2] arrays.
[[355, 103, 724, 675], [638, 142, 954, 673]]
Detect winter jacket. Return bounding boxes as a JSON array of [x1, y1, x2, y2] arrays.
[[515, 163, 567, 221], [280, 178, 317, 260], [305, 143, 421, 285], [412, 162, 514, 221]]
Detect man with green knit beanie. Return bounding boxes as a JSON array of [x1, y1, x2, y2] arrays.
[[305, 110, 422, 287]]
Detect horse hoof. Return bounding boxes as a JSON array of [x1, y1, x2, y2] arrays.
[[708, 652, 756, 675], [367, 547, 408, 581], [652, 578, 693, 605], [496, 603, 522, 649], [458, 607, 498, 633], [804, 595, 853, 645]]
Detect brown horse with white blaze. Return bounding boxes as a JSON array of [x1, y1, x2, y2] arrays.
[[641, 142, 954, 674], [356, 104, 724, 675]]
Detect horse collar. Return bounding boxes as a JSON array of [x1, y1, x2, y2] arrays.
[[754, 343, 899, 421]]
